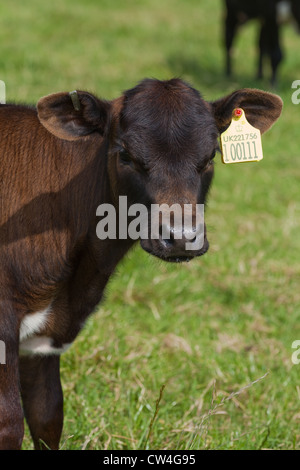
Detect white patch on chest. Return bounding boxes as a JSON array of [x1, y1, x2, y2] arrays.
[[20, 307, 51, 342], [19, 305, 72, 356], [19, 336, 71, 355]]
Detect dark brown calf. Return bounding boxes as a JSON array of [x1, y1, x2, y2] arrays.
[[0, 78, 282, 449]]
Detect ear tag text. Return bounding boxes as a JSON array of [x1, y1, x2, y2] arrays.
[[220, 108, 263, 164]]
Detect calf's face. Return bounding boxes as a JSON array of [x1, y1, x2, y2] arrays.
[[38, 79, 282, 262], [108, 79, 217, 261]]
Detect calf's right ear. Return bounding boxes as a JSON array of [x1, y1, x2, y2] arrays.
[[37, 91, 111, 141], [211, 88, 283, 134]]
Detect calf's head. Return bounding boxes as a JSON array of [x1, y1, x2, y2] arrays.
[[38, 79, 282, 262]]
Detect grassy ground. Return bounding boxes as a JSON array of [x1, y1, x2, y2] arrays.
[[1, 0, 300, 450]]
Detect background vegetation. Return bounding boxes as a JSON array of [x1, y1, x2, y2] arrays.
[[1, 0, 300, 450]]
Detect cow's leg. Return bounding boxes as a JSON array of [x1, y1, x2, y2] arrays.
[[19, 355, 63, 450], [257, 23, 268, 80], [0, 309, 24, 449], [269, 25, 282, 87], [258, 18, 282, 86], [224, 10, 239, 76]]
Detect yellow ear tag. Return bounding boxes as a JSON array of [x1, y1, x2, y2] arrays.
[[220, 108, 263, 164]]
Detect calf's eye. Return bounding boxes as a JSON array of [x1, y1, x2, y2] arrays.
[[203, 150, 217, 170], [210, 150, 217, 161], [119, 149, 132, 165]]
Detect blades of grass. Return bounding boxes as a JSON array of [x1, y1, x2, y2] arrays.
[[142, 384, 166, 450], [187, 372, 270, 450]]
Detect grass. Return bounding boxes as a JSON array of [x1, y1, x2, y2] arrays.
[[1, 0, 300, 450]]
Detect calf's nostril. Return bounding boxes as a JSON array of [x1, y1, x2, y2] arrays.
[[162, 238, 174, 247], [160, 224, 175, 246]]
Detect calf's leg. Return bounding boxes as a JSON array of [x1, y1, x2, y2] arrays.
[[19, 355, 63, 450], [0, 310, 24, 449]]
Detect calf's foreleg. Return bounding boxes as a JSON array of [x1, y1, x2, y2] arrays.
[[0, 309, 24, 449], [20, 355, 63, 450]]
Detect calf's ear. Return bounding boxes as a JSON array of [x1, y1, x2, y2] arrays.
[[211, 88, 283, 134], [37, 91, 111, 141]]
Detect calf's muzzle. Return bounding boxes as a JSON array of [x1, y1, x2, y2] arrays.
[[141, 205, 208, 262]]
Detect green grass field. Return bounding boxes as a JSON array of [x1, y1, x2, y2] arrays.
[[1, 0, 300, 450]]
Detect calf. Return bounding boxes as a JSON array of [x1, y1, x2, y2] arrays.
[[224, 0, 300, 85], [0, 78, 282, 449]]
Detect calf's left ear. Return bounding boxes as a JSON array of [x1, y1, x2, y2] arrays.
[[37, 91, 111, 141], [211, 89, 283, 134]]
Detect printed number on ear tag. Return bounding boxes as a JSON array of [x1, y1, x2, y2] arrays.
[[220, 108, 263, 164]]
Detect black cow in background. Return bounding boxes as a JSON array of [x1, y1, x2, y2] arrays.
[[224, 0, 300, 85]]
